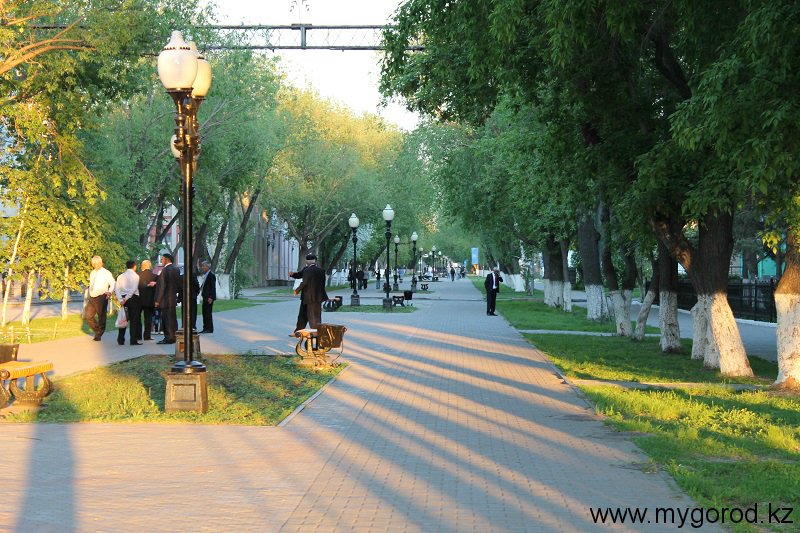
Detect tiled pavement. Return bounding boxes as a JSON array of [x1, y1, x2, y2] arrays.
[[0, 280, 715, 532]]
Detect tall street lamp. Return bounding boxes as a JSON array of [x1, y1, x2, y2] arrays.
[[439, 251, 443, 277], [393, 235, 400, 290], [158, 30, 212, 412], [382, 204, 394, 309], [348, 213, 360, 306], [410, 232, 418, 292]]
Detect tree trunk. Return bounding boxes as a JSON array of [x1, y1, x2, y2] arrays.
[[773, 228, 800, 390], [211, 195, 235, 271], [577, 207, 606, 320], [224, 188, 261, 275], [543, 235, 564, 308], [2, 197, 28, 327], [601, 224, 633, 336], [653, 211, 751, 375], [657, 241, 682, 353], [634, 255, 659, 341], [62, 266, 70, 320], [560, 239, 572, 312], [22, 270, 35, 327]]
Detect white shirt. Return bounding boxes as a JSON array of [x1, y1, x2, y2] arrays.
[[115, 269, 140, 301], [89, 267, 115, 297], [492, 272, 498, 290]]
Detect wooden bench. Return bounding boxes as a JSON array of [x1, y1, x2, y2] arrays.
[[294, 324, 347, 367], [0, 344, 53, 408], [322, 296, 343, 311], [392, 295, 405, 307]]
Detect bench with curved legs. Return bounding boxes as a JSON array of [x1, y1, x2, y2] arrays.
[[294, 324, 347, 367], [0, 344, 54, 408]]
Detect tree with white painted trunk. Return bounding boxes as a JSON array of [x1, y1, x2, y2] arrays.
[[634, 255, 658, 341], [657, 242, 682, 353]]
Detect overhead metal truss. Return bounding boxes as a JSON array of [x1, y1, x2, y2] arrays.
[[205, 24, 423, 51]]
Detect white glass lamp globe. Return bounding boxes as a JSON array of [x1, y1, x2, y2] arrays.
[[157, 31, 198, 91]]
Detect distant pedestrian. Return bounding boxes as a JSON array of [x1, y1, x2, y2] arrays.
[[198, 260, 217, 333], [484, 267, 503, 316], [154, 253, 180, 344], [115, 260, 141, 345], [137, 259, 158, 340], [450, 267, 456, 282], [85, 255, 115, 341], [356, 265, 366, 290]]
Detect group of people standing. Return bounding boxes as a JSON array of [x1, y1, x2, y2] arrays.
[[347, 265, 369, 290], [84, 254, 217, 345]]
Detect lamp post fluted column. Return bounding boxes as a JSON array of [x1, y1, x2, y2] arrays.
[[382, 205, 394, 309], [411, 232, 418, 292], [349, 213, 360, 306], [392, 235, 400, 290]]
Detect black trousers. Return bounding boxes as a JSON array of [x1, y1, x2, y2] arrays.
[[117, 295, 141, 344], [201, 300, 214, 332], [307, 302, 322, 329], [295, 302, 308, 332], [85, 295, 108, 337], [486, 289, 498, 314], [161, 305, 178, 342], [141, 305, 154, 339]]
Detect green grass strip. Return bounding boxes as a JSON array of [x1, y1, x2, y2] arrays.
[[4, 354, 343, 425]]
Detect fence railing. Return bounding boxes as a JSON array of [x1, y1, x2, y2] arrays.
[[675, 279, 777, 323]]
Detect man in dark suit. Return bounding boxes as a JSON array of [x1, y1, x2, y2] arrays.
[[137, 259, 158, 340], [291, 254, 328, 332], [154, 253, 180, 344], [199, 260, 217, 333], [484, 267, 503, 316]]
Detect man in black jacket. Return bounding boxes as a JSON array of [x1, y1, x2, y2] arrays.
[[137, 259, 158, 340], [154, 253, 180, 344], [199, 260, 217, 333], [484, 267, 503, 316], [290, 254, 328, 333]]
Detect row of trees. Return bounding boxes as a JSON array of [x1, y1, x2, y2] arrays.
[[380, 0, 800, 387], [0, 1, 463, 326]]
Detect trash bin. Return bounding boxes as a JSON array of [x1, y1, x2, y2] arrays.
[[403, 290, 413, 301]]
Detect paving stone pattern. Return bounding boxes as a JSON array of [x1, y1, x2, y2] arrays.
[[0, 280, 716, 532]]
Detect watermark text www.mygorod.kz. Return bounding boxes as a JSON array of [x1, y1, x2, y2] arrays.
[[589, 503, 793, 528]]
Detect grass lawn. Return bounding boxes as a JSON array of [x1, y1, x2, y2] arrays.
[[0, 298, 261, 344], [500, 299, 659, 334], [528, 333, 797, 527], [3, 354, 343, 425], [526, 334, 775, 385]]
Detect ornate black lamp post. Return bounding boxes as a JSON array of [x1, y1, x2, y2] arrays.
[[382, 204, 394, 309], [158, 30, 212, 411], [349, 213, 360, 306], [393, 235, 400, 290], [410, 232, 418, 292], [431, 245, 437, 280]]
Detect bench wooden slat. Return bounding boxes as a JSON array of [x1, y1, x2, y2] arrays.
[[0, 361, 54, 380]]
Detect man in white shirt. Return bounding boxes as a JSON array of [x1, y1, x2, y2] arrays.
[[483, 267, 503, 316], [115, 260, 141, 346], [86, 255, 115, 341]]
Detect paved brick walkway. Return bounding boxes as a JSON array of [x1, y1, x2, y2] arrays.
[[0, 279, 714, 531]]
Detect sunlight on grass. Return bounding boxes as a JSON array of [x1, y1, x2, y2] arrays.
[[3, 354, 343, 425], [583, 385, 800, 515]]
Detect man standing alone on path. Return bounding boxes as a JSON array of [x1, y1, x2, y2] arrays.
[[199, 260, 216, 333], [85, 255, 115, 341], [137, 259, 158, 340], [291, 254, 328, 332], [115, 260, 141, 345], [154, 253, 180, 344], [484, 267, 503, 316]]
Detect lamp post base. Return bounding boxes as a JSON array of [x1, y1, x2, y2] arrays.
[[165, 371, 209, 413], [350, 294, 360, 306], [382, 297, 393, 310], [392, 282, 399, 290]]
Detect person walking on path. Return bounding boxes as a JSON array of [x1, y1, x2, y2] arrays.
[[137, 259, 158, 341], [85, 255, 115, 341], [114, 260, 141, 346], [154, 253, 180, 344], [291, 254, 328, 332], [484, 266, 503, 316], [450, 266, 456, 281], [198, 260, 217, 333]]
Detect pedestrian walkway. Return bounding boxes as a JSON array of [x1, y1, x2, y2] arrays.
[[1, 277, 716, 531]]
